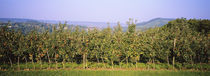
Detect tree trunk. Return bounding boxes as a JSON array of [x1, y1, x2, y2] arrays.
[[172, 56, 175, 70], [32, 56, 35, 70], [173, 38, 176, 70], [24, 56, 28, 69], [136, 56, 140, 69], [96, 55, 99, 63], [191, 55, 193, 66], [111, 59, 114, 69], [47, 51, 51, 69], [147, 58, 151, 70], [135, 59, 138, 68], [153, 58, 155, 69], [39, 57, 42, 70], [55, 60, 58, 69], [62, 58, 65, 69], [9, 57, 13, 69], [120, 62, 122, 69], [96, 54, 99, 68], [205, 50, 208, 63], [85, 54, 88, 68], [147, 63, 150, 70], [83, 54, 86, 69], [54, 54, 58, 70], [18, 56, 20, 71], [126, 57, 128, 68], [167, 54, 169, 66], [101, 56, 105, 68]]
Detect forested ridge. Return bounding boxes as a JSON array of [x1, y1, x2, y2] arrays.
[[0, 18, 209, 70]]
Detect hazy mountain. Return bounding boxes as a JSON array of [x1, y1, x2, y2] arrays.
[[0, 18, 85, 34], [0, 18, 87, 28], [136, 18, 175, 29], [0, 18, 41, 23]]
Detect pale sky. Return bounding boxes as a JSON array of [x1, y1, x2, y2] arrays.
[[0, 0, 210, 22]]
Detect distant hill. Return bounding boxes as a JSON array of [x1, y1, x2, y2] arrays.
[[0, 18, 41, 23], [121, 18, 175, 31], [0, 18, 87, 28], [0, 18, 123, 29], [0, 18, 87, 34], [136, 18, 175, 29]]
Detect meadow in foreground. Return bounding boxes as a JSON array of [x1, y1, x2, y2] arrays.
[[0, 70, 209, 76]]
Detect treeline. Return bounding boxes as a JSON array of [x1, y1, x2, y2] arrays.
[[0, 18, 209, 70]]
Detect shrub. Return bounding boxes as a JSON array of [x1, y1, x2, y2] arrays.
[[174, 63, 182, 70]]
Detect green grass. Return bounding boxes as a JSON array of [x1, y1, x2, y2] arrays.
[[0, 70, 209, 76], [1, 62, 209, 71]]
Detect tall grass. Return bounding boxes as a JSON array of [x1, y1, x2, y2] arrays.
[[0, 70, 209, 76]]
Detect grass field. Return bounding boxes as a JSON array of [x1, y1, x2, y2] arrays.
[[1, 62, 209, 71], [0, 62, 209, 76], [0, 70, 209, 76]]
